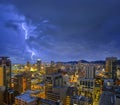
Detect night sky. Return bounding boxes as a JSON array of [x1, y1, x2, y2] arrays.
[[0, 0, 120, 63]]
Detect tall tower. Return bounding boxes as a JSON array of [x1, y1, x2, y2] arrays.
[[105, 57, 117, 79], [0, 57, 11, 88], [85, 64, 95, 79], [37, 59, 41, 71], [0, 57, 11, 103], [45, 67, 63, 102]]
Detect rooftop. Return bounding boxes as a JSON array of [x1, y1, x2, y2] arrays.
[[15, 92, 36, 103]]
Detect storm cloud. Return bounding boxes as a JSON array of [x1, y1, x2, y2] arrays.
[[0, 0, 120, 63]]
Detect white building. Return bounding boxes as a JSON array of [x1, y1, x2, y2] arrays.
[[15, 92, 37, 105], [85, 64, 96, 79]]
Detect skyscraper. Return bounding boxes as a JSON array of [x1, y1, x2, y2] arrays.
[[0, 57, 11, 88], [105, 57, 117, 79], [45, 67, 64, 102], [37, 59, 41, 71], [85, 64, 95, 79], [0, 57, 11, 103]]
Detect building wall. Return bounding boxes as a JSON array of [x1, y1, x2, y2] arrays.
[[0, 87, 5, 103], [85, 64, 95, 79], [0, 67, 3, 86], [105, 57, 117, 79], [14, 73, 31, 94], [0, 57, 11, 88]]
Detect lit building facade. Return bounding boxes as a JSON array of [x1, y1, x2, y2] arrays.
[[105, 57, 117, 80], [85, 64, 96, 79], [45, 67, 66, 103], [79, 64, 102, 104], [37, 59, 41, 71], [14, 72, 31, 94], [0, 57, 11, 104], [0, 57, 11, 88], [45, 73, 63, 102]]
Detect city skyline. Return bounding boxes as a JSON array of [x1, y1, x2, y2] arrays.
[[0, 0, 120, 63]]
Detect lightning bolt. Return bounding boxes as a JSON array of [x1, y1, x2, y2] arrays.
[[31, 51, 35, 59], [26, 45, 36, 60], [27, 48, 36, 60], [21, 22, 36, 60], [22, 23, 28, 40]]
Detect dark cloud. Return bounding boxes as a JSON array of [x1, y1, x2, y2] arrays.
[[0, 0, 120, 63], [4, 21, 19, 31]]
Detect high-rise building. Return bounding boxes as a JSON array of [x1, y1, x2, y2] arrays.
[[37, 59, 41, 71], [79, 64, 101, 104], [0, 57, 11, 104], [85, 64, 95, 79], [45, 73, 63, 101], [0, 87, 5, 104], [105, 57, 117, 79], [45, 67, 64, 102], [0, 57, 11, 88], [14, 72, 31, 94], [3, 88, 18, 105]]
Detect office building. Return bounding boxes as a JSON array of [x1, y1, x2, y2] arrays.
[[37, 59, 41, 71], [3, 88, 18, 105], [79, 64, 102, 104], [45, 73, 63, 101], [0, 57, 11, 104], [45, 67, 65, 103], [105, 57, 117, 79], [0, 57, 11, 88], [0, 87, 5, 104], [85, 64, 95, 79], [14, 72, 31, 94]]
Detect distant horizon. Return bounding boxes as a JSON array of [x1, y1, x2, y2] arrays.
[[8, 56, 120, 64]]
